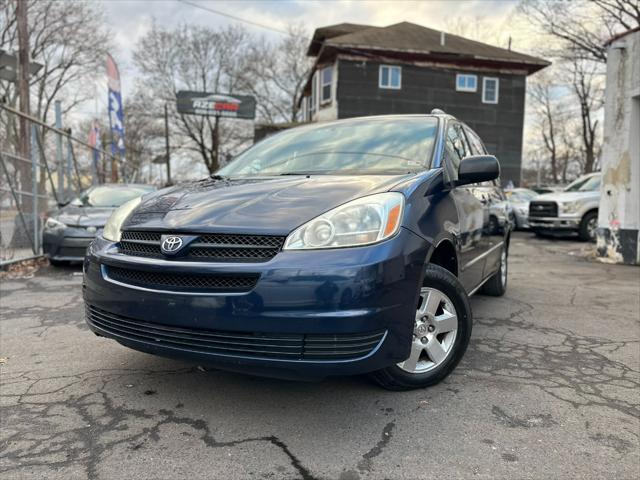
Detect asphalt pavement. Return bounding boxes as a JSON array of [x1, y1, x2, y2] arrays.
[[1, 232, 638, 479]]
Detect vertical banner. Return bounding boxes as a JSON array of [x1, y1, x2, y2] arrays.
[[87, 119, 101, 184], [106, 54, 125, 158]]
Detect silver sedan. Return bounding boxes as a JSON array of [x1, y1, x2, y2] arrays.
[[505, 188, 538, 230]]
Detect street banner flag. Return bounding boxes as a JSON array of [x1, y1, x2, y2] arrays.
[[107, 54, 125, 158]]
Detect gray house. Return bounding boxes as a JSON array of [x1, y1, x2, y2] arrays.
[[299, 22, 549, 184]]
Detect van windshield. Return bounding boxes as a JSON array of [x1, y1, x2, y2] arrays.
[[217, 117, 438, 176]]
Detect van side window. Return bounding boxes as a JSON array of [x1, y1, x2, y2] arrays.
[[444, 123, 471, 182], [445, 124, 469, 166], [464, 127, 487, 155]]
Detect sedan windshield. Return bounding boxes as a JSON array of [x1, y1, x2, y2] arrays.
[[74, 185, 154, 207], [218, 117, 439, 176]]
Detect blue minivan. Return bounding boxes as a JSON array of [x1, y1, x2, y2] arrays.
[[83, 113, 511, 390]]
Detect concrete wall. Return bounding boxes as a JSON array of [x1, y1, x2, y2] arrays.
[[597, 30, 640, 265], [336, 59, 527, 185]]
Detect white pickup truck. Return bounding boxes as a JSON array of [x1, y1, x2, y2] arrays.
[[528, 172, 601, 241]]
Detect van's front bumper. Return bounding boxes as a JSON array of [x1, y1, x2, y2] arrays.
[[82, 228, 430, 380]]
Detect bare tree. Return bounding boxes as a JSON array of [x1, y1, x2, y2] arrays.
[[132, 22, 312, 175], [529, 76, 563, 184], [1, 0, 111, 218], [132, 22, 254, 174], [444, 15, 512, 49], [519, 0, 640, 62], [0, 1, 111, 127], [567, 59, 604, 174], [241, 26, 313, 123]]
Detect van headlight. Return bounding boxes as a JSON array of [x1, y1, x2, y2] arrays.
[[283, 192, 404, 250], [102, 197, 142, 242]]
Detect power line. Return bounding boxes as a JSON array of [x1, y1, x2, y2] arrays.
[[177, 0, 297, 37]]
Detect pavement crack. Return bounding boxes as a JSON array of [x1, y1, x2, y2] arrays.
[[357, 421, 395, 473]]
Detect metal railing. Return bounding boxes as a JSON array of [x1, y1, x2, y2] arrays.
[[0, 101, 122, 266]]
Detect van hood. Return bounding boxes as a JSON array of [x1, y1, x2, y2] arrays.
[[123, 174, 415, 234], [534, 190, 599, 203]]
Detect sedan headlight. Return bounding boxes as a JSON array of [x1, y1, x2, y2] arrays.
[[283, 192, 404, 250], [102, 197, 142, 242], [44, 217, 66, 230], [561, 200, 582, 215]]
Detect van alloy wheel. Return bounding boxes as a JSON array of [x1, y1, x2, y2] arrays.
[[397, 287, 458, 374]]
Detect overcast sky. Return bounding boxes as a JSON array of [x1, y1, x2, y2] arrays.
[[99, 0, 534, 98], [91, 0, 541, 179]]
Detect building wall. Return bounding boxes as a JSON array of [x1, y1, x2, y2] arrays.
[[336, 60, 526, 185], [596, 30, 640, 265]]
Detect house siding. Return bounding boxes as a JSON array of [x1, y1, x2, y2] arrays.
[[336, 60, 526, 184]]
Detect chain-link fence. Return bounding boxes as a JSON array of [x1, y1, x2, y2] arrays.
[[0, 102, 121, 266]]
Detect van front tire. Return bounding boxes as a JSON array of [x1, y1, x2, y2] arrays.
[[370, 264, 472, 391]]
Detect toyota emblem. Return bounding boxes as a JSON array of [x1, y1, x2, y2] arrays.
[[161, 236, 184, 254]]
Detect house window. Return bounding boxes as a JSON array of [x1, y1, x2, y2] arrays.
[[456, 74, 477, 92], [379, 65, 401, 89], [321, 66, 332, 104], [482, 77, 499, 104]]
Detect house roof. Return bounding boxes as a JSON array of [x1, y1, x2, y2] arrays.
[[307, 23, 371, 56], [308, 21, 550, 74]]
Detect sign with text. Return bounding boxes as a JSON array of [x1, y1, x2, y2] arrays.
[[176, 91, 256, 119]]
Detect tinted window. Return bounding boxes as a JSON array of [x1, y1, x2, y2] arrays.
[[445, 122, 470, 171], [464, 127, 486, 155], [218, 117, 438, 176]]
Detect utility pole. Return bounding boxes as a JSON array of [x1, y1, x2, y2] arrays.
[[16, 0, 31, 209], [55, 100, 64, 201], [164, 103, 172, 185], [212, 115, 220, 172]]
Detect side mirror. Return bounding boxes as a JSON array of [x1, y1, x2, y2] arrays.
[[456, 155, 500, 186]]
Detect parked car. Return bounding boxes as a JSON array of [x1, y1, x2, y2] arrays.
[[505, 188, 538, 229], [528, 172, 601, 241], [528, 184, 563, 195], [43, 184, 155, 265], [83, 113, 511, 390]]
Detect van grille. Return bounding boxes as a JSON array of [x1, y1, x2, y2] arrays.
[[106, 265, 259, 293], [86, 305, 386, 361], [119, 231, 285, 262]]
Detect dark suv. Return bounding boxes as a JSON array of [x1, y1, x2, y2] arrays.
[[83, 113, 510, 390]]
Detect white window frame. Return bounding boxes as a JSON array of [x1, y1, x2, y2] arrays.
[[379, 65, 402, 90], [456, 74, 477, 92], [482, 77, 499, 104], [320, 66, 332, 105]]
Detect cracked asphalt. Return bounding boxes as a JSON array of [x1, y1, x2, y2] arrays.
[[1, 232, 639, 479]]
